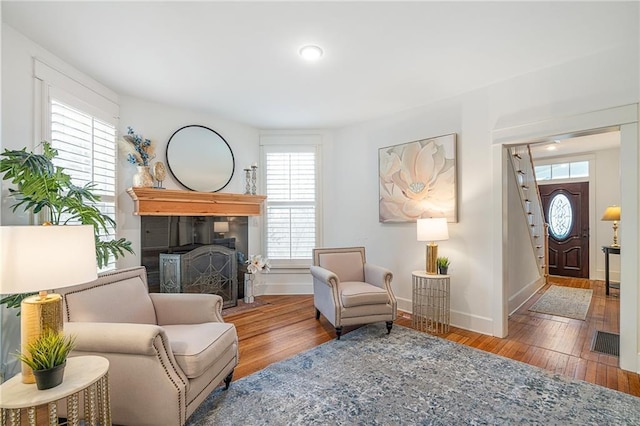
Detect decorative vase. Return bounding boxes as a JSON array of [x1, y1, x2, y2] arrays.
[[133, 165, 154, 188], [244, 273, 255, 304], [33, 361, 66, 390]]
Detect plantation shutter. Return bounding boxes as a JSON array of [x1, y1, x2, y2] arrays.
[[264, 145, 318, 263]]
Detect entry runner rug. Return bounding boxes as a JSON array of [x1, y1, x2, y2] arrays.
[[528, 285, 593, 320], [186, 323, 639, 425]]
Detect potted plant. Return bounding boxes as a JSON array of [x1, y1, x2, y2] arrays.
[[437, 256, 450, 275], [15, 329, 76, 390], [0, 142, 134, 313]]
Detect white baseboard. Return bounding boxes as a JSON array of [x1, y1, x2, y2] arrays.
[[450, 310, 494, 335], [508, 276, 544, 316]]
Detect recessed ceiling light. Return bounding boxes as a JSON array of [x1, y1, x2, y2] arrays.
[[299, 45, 323, 61]]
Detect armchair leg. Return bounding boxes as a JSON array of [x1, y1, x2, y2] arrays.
[[386, 321, 393, 334], [315, 308, 321, 320], [335, 326, 343, 340], [224, 371, 234, 390]]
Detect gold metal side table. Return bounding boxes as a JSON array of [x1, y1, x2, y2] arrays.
[[0, 355, 111, 426], [412, 271, 450, 334]]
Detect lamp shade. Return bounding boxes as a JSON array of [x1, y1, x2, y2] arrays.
[[0, 225, 98, 294], [601, 205, 621, 221], [417, 218, 449, 242], [214, 221, 229, 233]]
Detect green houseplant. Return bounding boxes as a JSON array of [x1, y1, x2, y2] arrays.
[[437, 256, 450, 275], [14, 329, 76, 389], [0, 142, 134, 312]]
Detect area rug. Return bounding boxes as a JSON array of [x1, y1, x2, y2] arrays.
[[528, 285, 593, 320], [186, 323, 640, 425]]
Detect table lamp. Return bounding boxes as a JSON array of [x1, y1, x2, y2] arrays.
[[0, 225, 97, 383], [214, 221, 229, 238], [417, 218, 449, 275], [601, 205, 621, 247]]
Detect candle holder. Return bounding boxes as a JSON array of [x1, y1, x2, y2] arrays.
[[251, 165, 258, 195], [244, 168, 251, 194]]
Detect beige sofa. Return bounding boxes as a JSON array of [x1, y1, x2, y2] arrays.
[[57, 266, 238, 426]]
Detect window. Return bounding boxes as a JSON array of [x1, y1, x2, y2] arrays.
[[535, 160, 589, 181], [261, 137, 321, 267], [36, 60, 119, 270]]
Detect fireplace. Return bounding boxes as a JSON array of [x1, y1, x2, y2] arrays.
[[141, 216, 249, 301], [160, 244, 238, 308]]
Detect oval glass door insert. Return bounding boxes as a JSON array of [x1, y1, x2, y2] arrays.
[[548, 193, 573, 240]]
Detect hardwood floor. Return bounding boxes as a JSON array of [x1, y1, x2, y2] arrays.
[[223, 277, 640, 397]]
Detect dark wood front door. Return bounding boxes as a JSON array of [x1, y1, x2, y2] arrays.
[[539, 182, 589, 278]]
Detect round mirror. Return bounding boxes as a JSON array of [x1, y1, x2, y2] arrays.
[[166, 125, 235, 192]]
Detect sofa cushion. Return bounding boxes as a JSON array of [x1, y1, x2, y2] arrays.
[[64, 276, 157, 324], [340, 281, 390, 308], [163, 322, 237, 379], [318, 251, 365, 282]]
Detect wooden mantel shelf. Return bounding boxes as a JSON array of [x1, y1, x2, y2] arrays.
[[127, 187, 266, 216]]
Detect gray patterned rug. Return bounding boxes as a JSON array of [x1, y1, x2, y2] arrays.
[[187, 323, 640, 425], [529, 285, 593, 320]]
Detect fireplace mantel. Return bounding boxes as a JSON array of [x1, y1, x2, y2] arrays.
[[127, 187, 266, 216]]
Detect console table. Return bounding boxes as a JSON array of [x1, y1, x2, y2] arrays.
[[602, 245, 620, 296], [412, 271, 450, 334], [0, 356, 111, 426]]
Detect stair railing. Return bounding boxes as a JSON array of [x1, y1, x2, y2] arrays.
[[509, 145, 549, 284]]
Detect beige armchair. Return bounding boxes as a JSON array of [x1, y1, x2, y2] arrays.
[[57, 266, 238, 426], [310, 247, 397, 339]]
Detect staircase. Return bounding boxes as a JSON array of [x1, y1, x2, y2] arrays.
[[509, 145, 549, 283]]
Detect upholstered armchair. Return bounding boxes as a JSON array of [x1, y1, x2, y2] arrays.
[[57, 266, 238, 426], [310, 247, 397, 339]]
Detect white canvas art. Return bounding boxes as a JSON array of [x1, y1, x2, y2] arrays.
[[379, 133, 457, 222]]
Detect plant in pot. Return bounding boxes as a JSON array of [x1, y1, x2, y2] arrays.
[[14, 329, 76, 390], [437, 256, 450, 275], [0, 142, 134, 313]]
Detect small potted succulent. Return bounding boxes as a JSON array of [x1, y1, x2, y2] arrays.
[[437, 256, 450, 275], [15, 329, 76, 390]]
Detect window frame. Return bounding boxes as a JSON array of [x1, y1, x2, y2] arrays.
[[34, 59, 120, 270], [260, 134, 322, 269]]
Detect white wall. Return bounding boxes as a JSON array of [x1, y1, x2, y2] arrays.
[[117, 97, 260, 268], [327, 43, 638, 336], [594, 148, 621, 280]]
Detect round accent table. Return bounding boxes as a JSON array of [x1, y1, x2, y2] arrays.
[[412, 271, 450, 334], [0, 355, 111, 426]]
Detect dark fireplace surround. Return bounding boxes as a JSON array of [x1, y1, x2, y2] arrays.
[[141, 216, 249, 307], [128, 187, 266, 308]]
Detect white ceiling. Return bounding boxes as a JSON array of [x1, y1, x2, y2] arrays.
[[1, 1, 636, 130]]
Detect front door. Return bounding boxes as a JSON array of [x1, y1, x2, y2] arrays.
[[539, 182, 589, 278]]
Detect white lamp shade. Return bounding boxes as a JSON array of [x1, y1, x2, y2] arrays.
[[417, 218, 449, 242], [214, 221, 229, 233], [0, 225, 98, 294]]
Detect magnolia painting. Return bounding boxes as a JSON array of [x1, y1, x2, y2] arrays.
[[379, 133, 457, 223]]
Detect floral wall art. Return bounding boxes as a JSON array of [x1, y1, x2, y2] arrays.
[[379, 133, 457, 223]]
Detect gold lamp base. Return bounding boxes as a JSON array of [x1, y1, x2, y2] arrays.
[[20, 291, 63, 383], [426, 242, 438, 275], [611, 221, 620, 247]]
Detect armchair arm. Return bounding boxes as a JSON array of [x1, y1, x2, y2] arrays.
[[64, 322, 169, 355], [149, 293, 224, 325], [364, 263, 393, 289], [310, 265, 339, 287]]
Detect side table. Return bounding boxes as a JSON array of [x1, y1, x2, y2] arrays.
[[0, 355, 111, 426], [601, 245, 620, 296], [412, 271, 450, 334]]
